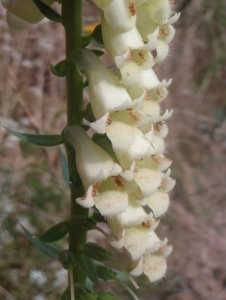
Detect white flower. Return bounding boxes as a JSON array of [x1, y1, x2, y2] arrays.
[[1, 0, 55, 32], [101, 11, 159, 61], [77, 177, 129, 217], [93, 0, 146, 30], [63, 125, 122, 190], [131, 254, 167, 282], [70, 48, 138, 119]]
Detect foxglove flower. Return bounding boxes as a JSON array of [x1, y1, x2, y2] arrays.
[[63, 125, 132, 217], [1, 0, 55, 32], [72, 0, 179, 284]]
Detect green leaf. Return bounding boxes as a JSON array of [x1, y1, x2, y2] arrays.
[[21, 225, 60, 259], [82, 103, 96, 122], [59, 250, 76, 269], [32, 0, 62, 22], [60, 147, 69, 186], [94, 291, 123, 300], [51, 60, 71, 77], [95, 263, 129, 282], [95, 264, 117, 281], [91, 39, 105, 48], [4, 127, 63, 147], [38, 221, 70, 243], [92, 133, 119, 163], [84, 243, 113, 262], [61, 288, 70, 300], [79, 254, 100, 286], [91, 24, 105, 48], [91, 50, 105, 57]]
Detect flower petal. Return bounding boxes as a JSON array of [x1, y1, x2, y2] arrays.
[[143, 254, 167, 282], [147, 191, 169, 218], [124, 226, 149, 260]]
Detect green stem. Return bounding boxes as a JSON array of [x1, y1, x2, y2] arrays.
[[62, 0, 88, 285]]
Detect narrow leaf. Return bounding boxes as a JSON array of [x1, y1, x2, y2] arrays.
[[51, 60, 71, 77], [32, 0, 62, 22], [92, 133, 119, 163], [4, 127, 63, 146], [38, 221, 70, 243], [79, 254, 100, 286], [60, 147, 69, 186], [91, 39, 105, 48], [91, 50, 105, 57], [82, 103, 95, 123], [21, 225, 60, 259], [91, 24, 104, 48], [61, 288, 70, 300]]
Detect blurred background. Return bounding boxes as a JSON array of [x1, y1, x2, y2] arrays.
[[0, 0, 226, 299]]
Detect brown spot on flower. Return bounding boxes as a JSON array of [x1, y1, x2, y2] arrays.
[[158, 30, 163, 38], [128, 3, 136, 16], [126, 107, 133, 111], [154, 122, 161, 132], [151, 155, 161, 164], [159, 248, 164, 254], [127, 72, 129, 76], [114, 176, 124, 188], [95, 181, 102, 186], [106, 118, 112, 126], [160, 27, 169, 36], [142, 221, 152, 229], [145, 92, 152, 100], [157, 89, 164, 98], [134, 168, 139, 173], [117, 235, 123, 242], [138, 52, 147, 62], [80, 193, 87, 200], [129, 112, 140, 121], [92, 186, 98, 197], [127, 52, 133, 60]]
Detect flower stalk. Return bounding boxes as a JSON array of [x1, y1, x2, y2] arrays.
[[61, 0, 87, 286]]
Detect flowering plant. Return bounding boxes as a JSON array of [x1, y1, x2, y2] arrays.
[[1, 0, 179, 299]]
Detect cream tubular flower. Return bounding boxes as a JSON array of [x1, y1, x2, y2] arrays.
[[1, 0, 55, 31], [101, 11, 158, 62], [93, 0, 146, 30], [63, 125, 122, 190], [70, 48, 136, 120], [63, 125, 131, 217]]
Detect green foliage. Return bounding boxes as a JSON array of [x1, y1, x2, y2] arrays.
[[4, 126, 63, 146], [59, 250, 76, 269], [92, 133, 119, 164], [51, 60, 72, 77], [60, 146, 70, 186], [94, 291, 124, 300], [83, 243, 113, 262], [33, 0, 62, 22], [91, 24, 105, 48], [82, 103, 96, 122], [95, 264, 128, 282], [21, 225, 61, 259], [91, 50, 105, 57], [38, 221, 70, 243], [70, 215, 97, 232], [78, 254, 100, 286]]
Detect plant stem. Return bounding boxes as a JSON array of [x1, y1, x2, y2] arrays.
[[62, 0, 88, 285]]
